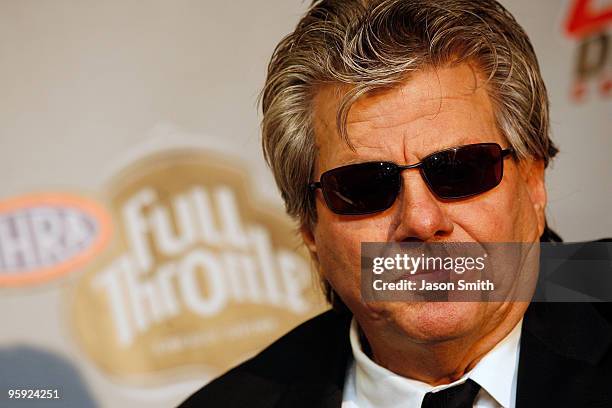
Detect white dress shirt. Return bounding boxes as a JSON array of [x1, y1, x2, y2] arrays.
[[342, 317, 522, 408]]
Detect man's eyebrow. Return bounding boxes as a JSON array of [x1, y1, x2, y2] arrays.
[[428, 137, 484, 153], [343, 158, 388, 165], [332, 137, 495, 168]]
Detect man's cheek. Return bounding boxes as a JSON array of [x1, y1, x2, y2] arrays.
[[452, 201, 517, 241], [317, 238, 361, 289]]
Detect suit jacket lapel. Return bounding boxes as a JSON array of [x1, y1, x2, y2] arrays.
[[516, 302, 612, 408], [276, 311, 352, 408]]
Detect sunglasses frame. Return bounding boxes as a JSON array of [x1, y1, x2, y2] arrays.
[[309, 142, 515, 215]]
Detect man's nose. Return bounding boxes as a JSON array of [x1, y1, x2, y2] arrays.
[[392, 169, 454, 241]]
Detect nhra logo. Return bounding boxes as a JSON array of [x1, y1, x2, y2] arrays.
[[565, 0, 612, 101], [0, 193, 112, 286]]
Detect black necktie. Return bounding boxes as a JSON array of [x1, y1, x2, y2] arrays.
[[420, 379, 481, 408]]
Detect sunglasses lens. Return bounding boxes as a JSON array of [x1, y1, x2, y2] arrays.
[[320, 162, 400, 215], [422, 144, 504, 199]]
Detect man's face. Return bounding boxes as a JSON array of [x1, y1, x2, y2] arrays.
[[304, 63, 547, 343]]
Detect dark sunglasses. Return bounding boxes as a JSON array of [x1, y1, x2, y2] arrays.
[[309, 143, 514, 215]]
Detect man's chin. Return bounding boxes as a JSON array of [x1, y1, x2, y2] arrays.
[[365, 301, 486, 343]]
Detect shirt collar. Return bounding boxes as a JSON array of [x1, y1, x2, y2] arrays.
[[348, 317, 522, 408], [469, 318, 522, 407]]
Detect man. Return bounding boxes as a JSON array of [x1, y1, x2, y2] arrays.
[[181, 0, 611, 407]]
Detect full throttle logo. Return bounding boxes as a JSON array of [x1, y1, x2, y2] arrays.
[[565, 0, 612, 101], [70, 150, 324, 378]]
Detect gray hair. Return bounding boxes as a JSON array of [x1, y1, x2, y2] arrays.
[[261, 0, 557, 311], [260, 0, 558, 306]]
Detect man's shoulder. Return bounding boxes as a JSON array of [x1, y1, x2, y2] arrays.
[[178, 310, 352, 408], [518, 302, 612, 406], [523, 301, 612, 360]]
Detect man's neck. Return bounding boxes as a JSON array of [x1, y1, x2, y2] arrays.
[[356, 302, 528, 386]]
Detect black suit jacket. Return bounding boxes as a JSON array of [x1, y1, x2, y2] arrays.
[[180, 302, 612, 408]]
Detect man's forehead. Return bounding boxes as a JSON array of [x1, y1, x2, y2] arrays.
[[312, 63, 494, 151]]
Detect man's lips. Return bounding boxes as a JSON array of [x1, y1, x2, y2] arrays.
[[393, 268, 451, 283]]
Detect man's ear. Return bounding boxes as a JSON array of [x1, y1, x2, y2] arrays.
[[518, 158, 547, 236], [300, 223, 318, 261]]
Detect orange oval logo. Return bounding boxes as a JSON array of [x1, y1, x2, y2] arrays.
[[0, 193, 112, 286]]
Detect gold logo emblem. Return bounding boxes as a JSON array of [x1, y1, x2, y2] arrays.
[[70, 149, 324, 378]]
